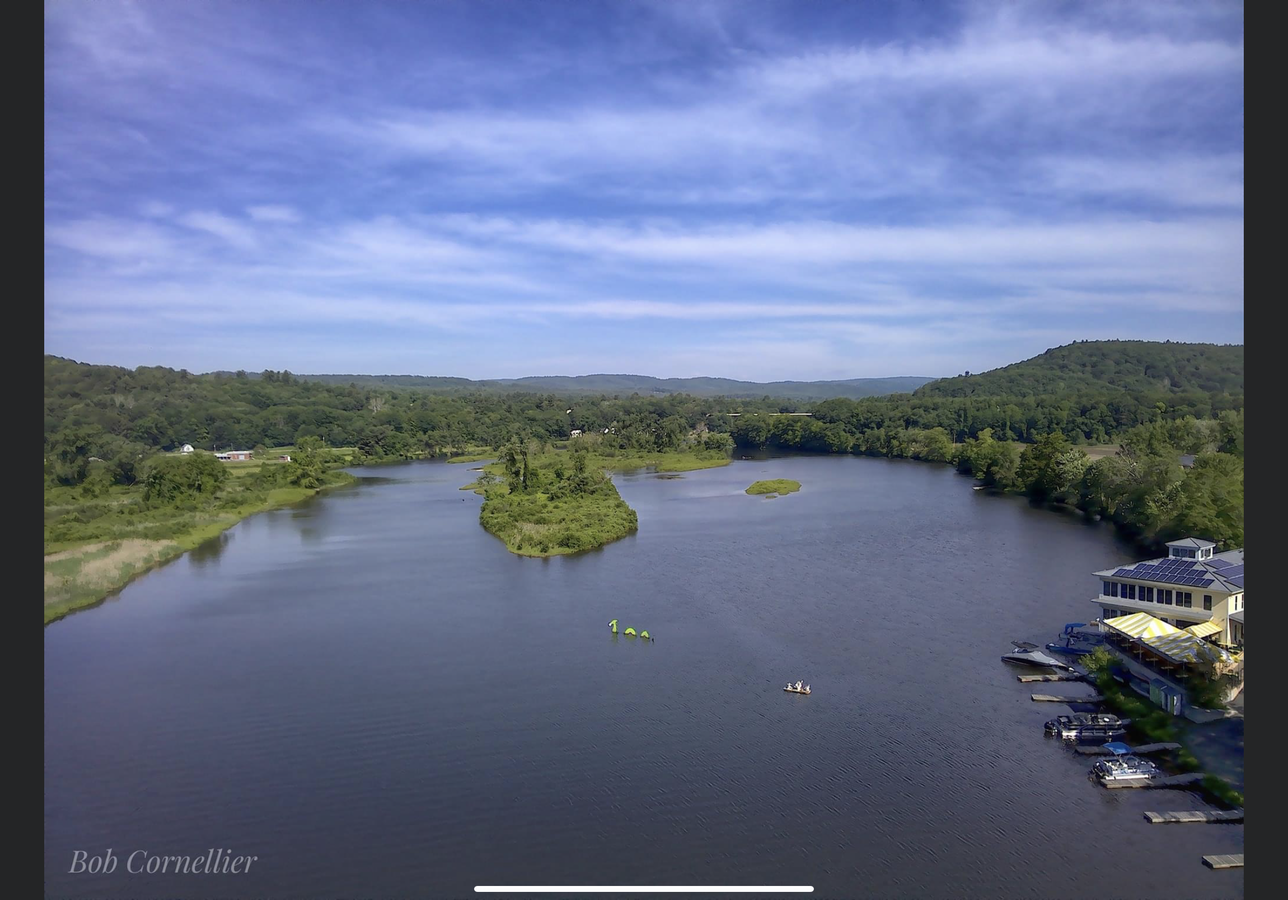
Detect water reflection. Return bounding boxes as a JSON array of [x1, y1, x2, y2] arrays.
[[187, 531, 231, 567]]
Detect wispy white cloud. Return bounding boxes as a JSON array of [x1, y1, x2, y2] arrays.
[[177, 211, 259, 250], [246, 204, 300, 223], [43, 0, 1243, 377]]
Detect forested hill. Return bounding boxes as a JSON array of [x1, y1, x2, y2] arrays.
[[917, 341, 1243, 399], [297, 372, 935, 399]]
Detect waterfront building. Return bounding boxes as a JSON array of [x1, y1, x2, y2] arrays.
[[1092, 537, 1244, 646]]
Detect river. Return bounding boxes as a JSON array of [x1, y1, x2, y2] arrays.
[[44, 455, 1244, 898]]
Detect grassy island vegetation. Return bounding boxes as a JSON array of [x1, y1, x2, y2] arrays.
[[471, 441, 639, 556], [746, 479, 801, 496]]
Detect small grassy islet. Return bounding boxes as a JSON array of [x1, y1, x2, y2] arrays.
[[746, 479, 802, 496]]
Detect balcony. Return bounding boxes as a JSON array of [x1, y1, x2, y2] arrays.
[[1092, 594, 1215, 624]]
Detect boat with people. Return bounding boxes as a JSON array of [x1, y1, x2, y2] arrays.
[[1091, 754, 1161, 785], [1044, 713, 1130, 741], [784, 681, 811, 694], [1001, 641, 1077, 671]]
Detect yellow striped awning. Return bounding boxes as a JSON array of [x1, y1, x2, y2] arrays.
[[1141, 632, 1224, 666], [1102, 612, 1184, 640], [1185, 621, 1223, 638]]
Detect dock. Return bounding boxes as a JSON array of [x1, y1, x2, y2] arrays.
[[1017, 672, 1084, 683], [1201, 854, 1244, 869], [1031, 693, 1103, 703], [1102, 773, 1206, 790], [1076, 742, 1181, 756], [1145, 810, 1243, 824]]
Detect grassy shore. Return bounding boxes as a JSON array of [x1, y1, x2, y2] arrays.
[[746, 479, 801, 496], [588, 448, 732, 472], [445, 451, 498, 464], [44, 452, 354, 624]]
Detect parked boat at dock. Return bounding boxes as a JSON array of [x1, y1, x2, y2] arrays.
[[1091, 755, 1161, 785], [1002, 641, 1076, 671], [1045, 622, 1105, 656], [1045, 713, 1130, 741]]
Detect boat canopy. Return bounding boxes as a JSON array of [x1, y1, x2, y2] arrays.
[[1102, 612, 1183, 640], [1103, 742, 1132, 755], [1185, 621, 1223, 639]]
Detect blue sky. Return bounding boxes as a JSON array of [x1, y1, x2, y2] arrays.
[[44, 0, 1244, 380]]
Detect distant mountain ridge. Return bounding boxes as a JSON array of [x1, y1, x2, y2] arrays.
[[296, 372, 937, 400], [914, 340, 1243, 399]]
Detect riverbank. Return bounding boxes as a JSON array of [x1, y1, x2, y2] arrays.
[[1085, 668, 1244, 808], [44, 463, 354, 625]]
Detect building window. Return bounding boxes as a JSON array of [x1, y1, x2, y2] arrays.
[[1126, 584, 1136, 600], [1204, 594, 1212, 611], [1103, 581, 1112, 596], [1162, 590, 1172, 605], [1180, 592, 1192, 608], [1109, 582, 1119, 597], [1145, 587, 1154, 602]]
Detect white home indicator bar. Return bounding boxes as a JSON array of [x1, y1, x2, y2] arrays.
[[475, 888, 813, 893]]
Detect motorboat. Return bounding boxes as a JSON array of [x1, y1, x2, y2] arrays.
[[784, 681, 811, 694], [1046, 623, 1106, 655], [1044, 713, 1130, 741], [1091, 755, 1160, 785], [1001, 641, 1076, 670]]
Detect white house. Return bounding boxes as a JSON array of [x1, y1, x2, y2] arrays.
[[1091, 537, 1244, 646], [570, 429, 582, 438], [180, 444, 194, 454]]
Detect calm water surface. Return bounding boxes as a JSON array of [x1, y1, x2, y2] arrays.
[[44, 456, 1244, 899]]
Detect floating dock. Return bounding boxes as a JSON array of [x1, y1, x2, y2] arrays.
[[1102, 773, 1206, 790], [1201, 854, 1244, 869], [1031, 693, 1103, 703], [1145, 810, 1243, 824], [1017, 672, 1085, 683], [1076, 742, 1181, 756]]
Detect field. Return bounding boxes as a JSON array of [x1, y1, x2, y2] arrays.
[[44, 447, 354, 623]]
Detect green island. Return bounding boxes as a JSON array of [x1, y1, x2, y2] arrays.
[[461, 438, 732, 556], [746, 479, 801, 496], [467, 443, 640, 556]]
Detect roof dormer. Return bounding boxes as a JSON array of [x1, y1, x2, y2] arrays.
[[1166, 537, 1216, 560]]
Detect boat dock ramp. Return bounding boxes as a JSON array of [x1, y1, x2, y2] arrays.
[[1076, 742, 1180, 756], [1017, 672, 1085, 683], [1201, 854, 1244, 869], [1031, 692, 1103, 703], [1102, 772, 1206, 790], [1145, 809, 1243, 824]]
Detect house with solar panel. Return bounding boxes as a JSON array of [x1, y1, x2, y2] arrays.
[[1092, 537, 1244, 648]]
